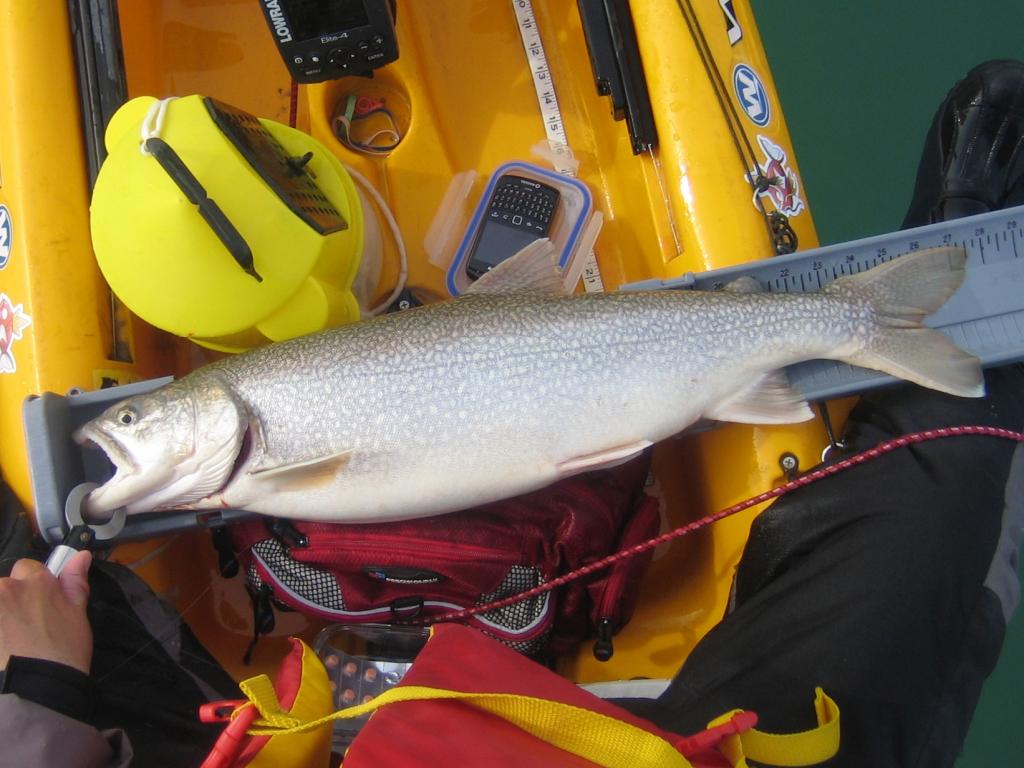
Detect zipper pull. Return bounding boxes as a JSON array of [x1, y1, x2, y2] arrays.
[[593, 617, 615, 662], [269, 518, 309, 550], [243, 583, 276, 665], [390, 596, 425, 621], [210, 527, 239, 578]]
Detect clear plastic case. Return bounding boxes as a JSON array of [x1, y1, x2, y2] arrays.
[[314, 623, 430, 751], [425, 159, 603, 296]]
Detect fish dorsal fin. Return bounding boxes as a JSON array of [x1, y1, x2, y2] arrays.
[[705, 370, 813, 424], [556, 439, 653, 476], [249, 450, 353, 491], [463, 239, 566, 295]]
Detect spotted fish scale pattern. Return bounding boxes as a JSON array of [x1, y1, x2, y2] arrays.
[[191, 289, 859, 520]]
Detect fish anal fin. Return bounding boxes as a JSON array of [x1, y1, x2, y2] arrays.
[[706, 370, 813, 424], [249, 451, 353, 491], [556, 440, 653, 476], [463, 239, 565, 295]]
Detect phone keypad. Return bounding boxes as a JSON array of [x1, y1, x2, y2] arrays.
[[486, 175, 559, 235]]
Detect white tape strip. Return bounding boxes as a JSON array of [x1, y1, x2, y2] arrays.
[[512, 0, 604, 292]]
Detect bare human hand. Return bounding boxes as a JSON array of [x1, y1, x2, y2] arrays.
[[0, 551, 93, 674]]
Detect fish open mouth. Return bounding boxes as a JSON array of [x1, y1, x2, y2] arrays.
[[73, 423, 139, 513], [71, 414, 256, 515], [74, 423, 136, 481]]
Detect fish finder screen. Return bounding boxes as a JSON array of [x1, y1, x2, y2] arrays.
[[283, 0, 370, 41]]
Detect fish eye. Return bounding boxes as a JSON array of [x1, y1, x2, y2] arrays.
[[117, 407, 138, 426]]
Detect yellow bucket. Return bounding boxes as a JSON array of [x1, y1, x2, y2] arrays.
[[90, 95, 367, 353]]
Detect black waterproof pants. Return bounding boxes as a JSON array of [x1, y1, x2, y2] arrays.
[[617, 366, 1024, 767]]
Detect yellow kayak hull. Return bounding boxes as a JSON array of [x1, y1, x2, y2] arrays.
[[1, 0, 851, 683]]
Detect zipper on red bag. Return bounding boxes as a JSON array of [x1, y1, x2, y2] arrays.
[[591, 494, 661, 661], [294, 529, 518, 564]]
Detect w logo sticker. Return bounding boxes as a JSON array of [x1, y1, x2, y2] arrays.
[[0, 206, 11, 270], [732, 64, 771, 127]]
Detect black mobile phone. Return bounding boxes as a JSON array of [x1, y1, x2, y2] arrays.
[[464, 174, 561, 281]]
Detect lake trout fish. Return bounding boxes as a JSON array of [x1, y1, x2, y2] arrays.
[[77, 241, 982, 522]]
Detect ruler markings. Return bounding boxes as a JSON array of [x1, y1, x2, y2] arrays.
[[512, 0, 604, 292], [621, 206, 1024, 400]]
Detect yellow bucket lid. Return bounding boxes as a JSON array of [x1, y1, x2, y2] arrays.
[[91, 95, 364, 350]]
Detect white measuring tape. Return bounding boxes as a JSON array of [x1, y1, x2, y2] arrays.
[[511, 0, 605, 292]]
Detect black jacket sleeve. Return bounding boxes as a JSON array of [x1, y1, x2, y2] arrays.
[[0, 657, 133, 767], [1, 655, 98, 722]]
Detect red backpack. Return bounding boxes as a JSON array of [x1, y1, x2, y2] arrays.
[[225, 457, 659, 661]]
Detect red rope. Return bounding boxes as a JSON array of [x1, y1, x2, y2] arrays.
[[409, 426, 1024, 626]]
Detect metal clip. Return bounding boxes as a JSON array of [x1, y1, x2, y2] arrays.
[[817, 402, 847, 463]]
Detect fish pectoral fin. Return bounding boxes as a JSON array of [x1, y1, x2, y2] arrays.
[[463, 239, 567, 295], [556, 440, 654, 476], [248, 450, 353, 491], [705, 370, 813, 424]]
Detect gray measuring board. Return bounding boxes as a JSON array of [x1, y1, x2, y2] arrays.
[[623, 204, 1024, 401]]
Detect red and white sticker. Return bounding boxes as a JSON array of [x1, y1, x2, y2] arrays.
[[746, 135, 805, 217], [0, 293, 32, 374]]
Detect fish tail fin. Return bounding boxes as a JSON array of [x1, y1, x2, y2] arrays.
[[826, 246, 984, 397]]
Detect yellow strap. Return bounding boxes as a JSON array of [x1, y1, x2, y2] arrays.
[[239, 676, 693, 768], [714, 689, 840, 768], [238, 675, 303, 728], [237, 675, 839, 768]]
